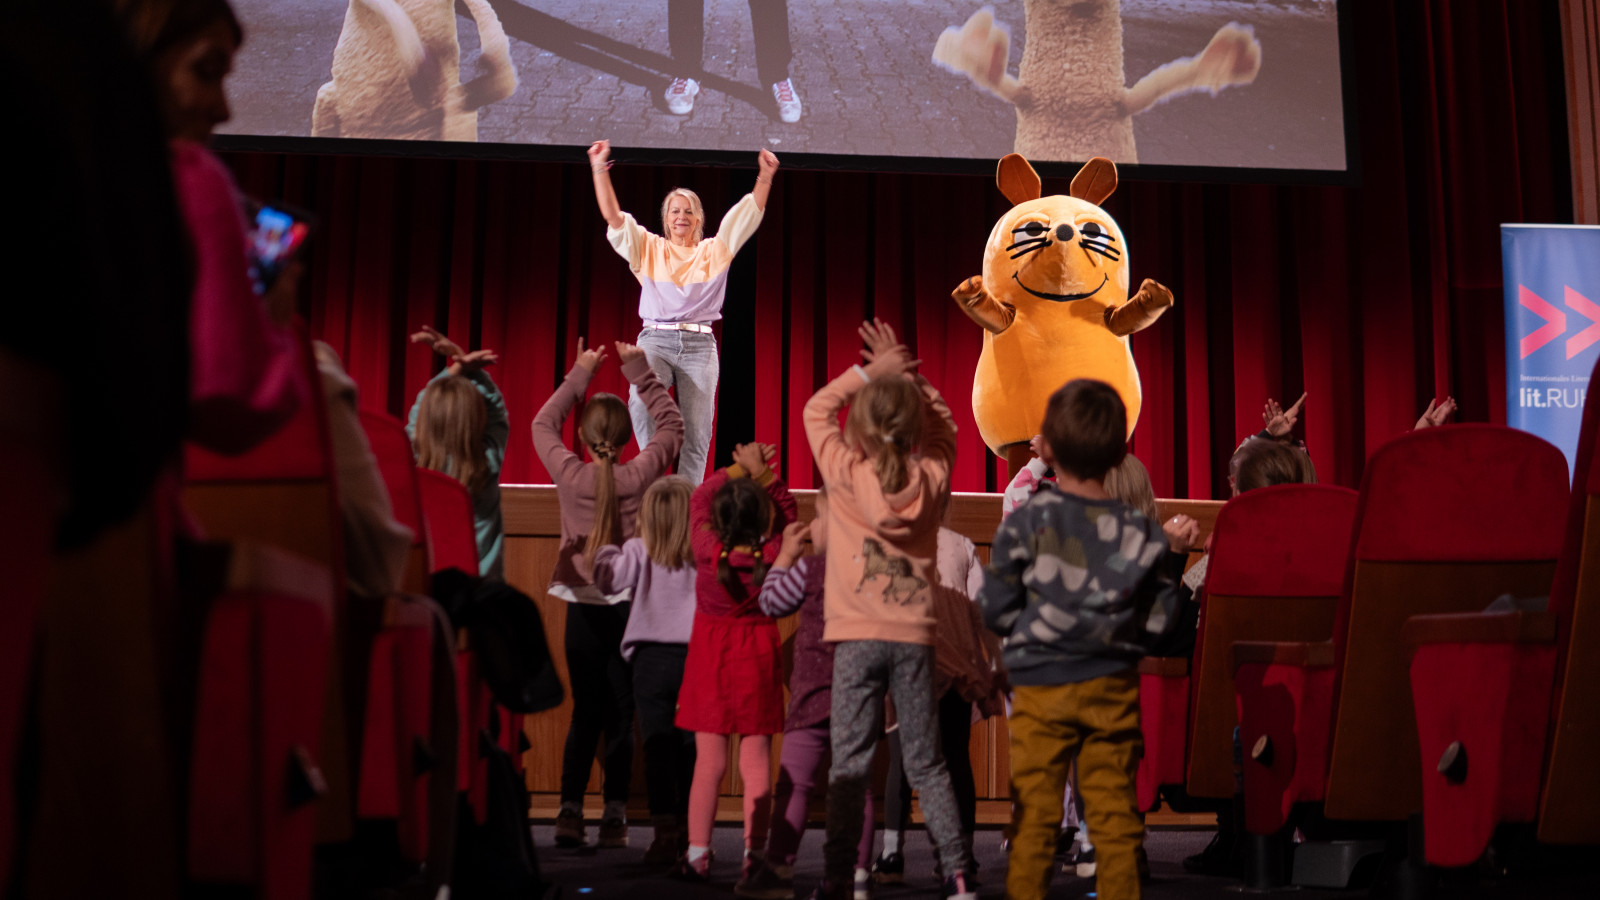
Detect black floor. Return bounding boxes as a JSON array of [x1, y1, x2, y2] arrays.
[[528, 823, 1600, 899]]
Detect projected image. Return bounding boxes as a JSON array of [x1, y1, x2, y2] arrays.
[[222, 0, 1345, 171]]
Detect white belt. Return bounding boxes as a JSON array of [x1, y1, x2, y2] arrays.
[[644, 322, 713, 334]]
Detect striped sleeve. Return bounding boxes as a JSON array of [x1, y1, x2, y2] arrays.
[[757, 556, 813, 618]]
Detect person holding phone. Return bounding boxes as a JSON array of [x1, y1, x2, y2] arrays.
[[588, 139, 777, 484]]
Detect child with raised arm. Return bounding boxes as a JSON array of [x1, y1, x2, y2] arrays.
[[804, 319, 975, 900], [532, 337, 685, 849], [981, 379, 1195, 900], [593, 475, 699, 863], [674, 442, 798, 888], [738, 489, 879, 900], [407, 326, 508, 580]]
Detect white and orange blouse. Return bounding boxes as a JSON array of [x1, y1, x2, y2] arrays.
[[606, 193, 764, 325]]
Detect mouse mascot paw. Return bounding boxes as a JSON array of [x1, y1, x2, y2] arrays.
[[932, 7, 1030, 106]]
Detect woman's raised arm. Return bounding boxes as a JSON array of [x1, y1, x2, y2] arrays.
[[588, 140, 624, 229]]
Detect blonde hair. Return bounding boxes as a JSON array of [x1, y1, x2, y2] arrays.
[[415, 376, 491, 495], [659, 188, 705, 243], [845, 377, 925, 495], [1104, 454, 1158, 521], [579, 393, 633, 562], [639, 476, 694, 569]]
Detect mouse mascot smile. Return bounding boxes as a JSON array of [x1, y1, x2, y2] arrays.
[[953, 153, 1172, 471]]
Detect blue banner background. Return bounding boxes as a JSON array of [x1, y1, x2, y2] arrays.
[[1502, 224, 1600, 479]]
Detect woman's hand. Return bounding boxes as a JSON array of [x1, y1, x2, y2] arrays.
[[858, 318, 899, 363], [732, 441, 776, 478], [575, 336, 608, 372], [757, 148, 779, 180], [614, 340, 646, 365], [1263, 392, 1306, 438], [1163, 514, 1201, 555], [588, 140, 611, 171], [775, 521, 811, 568], [410, 324, 466, 360]]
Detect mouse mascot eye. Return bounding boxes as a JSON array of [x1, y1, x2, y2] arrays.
[[951, 154, 1175, 472]]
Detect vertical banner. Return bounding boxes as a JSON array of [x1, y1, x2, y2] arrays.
[[1502, 224, 1600, 477]]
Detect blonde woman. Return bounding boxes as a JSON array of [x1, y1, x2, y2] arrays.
[[407, 325, 506, 579], [587, 139, 778, 484]]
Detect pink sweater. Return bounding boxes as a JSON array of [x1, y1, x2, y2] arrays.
[[531, 358, 684, 603], [171, 141, 302, 453], [802, 370, 957, 645]]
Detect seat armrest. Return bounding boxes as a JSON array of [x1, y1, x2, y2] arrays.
[[1402, 611, 1557, 647], [1231, 640, 1335, 671], [1138, 656, 1189, 677]]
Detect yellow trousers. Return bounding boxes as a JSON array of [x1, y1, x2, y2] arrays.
[[1006, 673, 1143, 900]]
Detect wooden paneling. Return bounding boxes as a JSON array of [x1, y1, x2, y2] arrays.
[[1561, 0, 1600, 224], [500, 485, 1223, 808]]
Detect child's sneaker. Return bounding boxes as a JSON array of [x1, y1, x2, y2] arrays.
[[735, 855, 792, 899], [853, 867, 871, 900], [942, 872, 976, 900], [597, 816, 628, 848], [643, 816, 681, 864], [666, 77, 700, 115], [671, 849, 713, 882], [554, 809, 585, 848], [869, 851, 904, 884]]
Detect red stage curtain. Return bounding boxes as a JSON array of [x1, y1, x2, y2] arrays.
[[222, 0, 1571, 497]]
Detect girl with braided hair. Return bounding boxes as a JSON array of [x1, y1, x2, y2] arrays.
[[532, 337, 685, 850], [672, 442, 797, 889]]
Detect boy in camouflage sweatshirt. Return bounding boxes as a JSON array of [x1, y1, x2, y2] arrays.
[[980, 380, 1197, 900]]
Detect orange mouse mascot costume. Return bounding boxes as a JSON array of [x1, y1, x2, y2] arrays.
[[953, 153, 1172, 470]]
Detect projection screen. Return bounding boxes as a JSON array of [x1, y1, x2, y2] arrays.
[[219, 0, 1349, 175]]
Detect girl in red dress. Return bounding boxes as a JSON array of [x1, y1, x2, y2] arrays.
[[674, 441, 797, 888]]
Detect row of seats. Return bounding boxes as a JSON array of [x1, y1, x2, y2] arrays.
[[180, 325, 525, 898], [1132, 358, 1600, 886]]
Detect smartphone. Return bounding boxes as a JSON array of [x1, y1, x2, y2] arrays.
[[245, 199, 314, 295]]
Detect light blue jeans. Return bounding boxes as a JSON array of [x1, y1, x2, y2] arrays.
[[629, 328, 719, 485]]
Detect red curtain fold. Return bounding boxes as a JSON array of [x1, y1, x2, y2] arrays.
[[222, 0, 1571, 497]]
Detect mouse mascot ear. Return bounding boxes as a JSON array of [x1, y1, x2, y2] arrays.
[[996, 153, 1042, 205], [1070, 157, 1118, 206]]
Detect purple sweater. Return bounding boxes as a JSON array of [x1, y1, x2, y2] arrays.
[[594, 537, 697, 661], [759, 555, 831, 731]]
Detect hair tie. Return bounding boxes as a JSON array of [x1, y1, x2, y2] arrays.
[[592, 440, 617, 462]]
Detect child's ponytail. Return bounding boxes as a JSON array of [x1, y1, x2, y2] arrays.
[[579, 394, 633, 562], [712, 477, 775, 594]]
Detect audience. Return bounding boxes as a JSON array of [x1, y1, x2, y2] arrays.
[[531, 337, 683, 849]]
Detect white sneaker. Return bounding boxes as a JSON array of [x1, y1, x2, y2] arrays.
[[772, 78, 802, 123], [853, 867, 871, 900], [666, 77, 700, 115]]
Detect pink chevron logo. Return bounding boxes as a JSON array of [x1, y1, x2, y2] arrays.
[[1520, 286, 1565, 358], [1565, 286, 1600, 359]]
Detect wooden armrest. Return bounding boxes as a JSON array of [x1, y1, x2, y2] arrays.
[[1138, 656, 1190, 677], [1402, 611, 1557, 647], [1231, 640, 1335, 671]]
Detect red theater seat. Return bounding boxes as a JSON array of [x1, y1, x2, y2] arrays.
[[183, 327, 349, 895], [418, 467, 480, 577], [354, 410, 452, 865], [187, 542, 333, 899], [1136, 485, 1357, 812], [1404, 359, 1600, 865], [1233, 426, 1569, 837]]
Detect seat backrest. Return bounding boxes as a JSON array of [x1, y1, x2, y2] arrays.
[[1539, 355, 1600, 843], [1324, 425, 1569, 821], [358, 410, 429, 592], [417, 468, 481, 578], [1185, 483, 1359, 799]]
